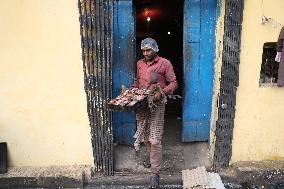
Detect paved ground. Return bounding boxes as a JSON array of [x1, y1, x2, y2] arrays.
[[85, 170, 284, 189], [85, 166, 284, 189], [0, 161, 284, 188]]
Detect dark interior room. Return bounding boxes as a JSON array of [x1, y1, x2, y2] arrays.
[[135, 0, 184, 118]]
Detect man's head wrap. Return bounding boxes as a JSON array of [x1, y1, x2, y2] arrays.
[[141, 38, 159, 52]]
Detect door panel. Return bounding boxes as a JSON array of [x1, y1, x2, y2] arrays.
[[182, 0, 216, 142], [113, 0, 136, 145]]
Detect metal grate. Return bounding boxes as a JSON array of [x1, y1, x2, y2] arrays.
[[259, 42, 279, 85], [78, 0, 114, 175], [213, 0, 244, 172]]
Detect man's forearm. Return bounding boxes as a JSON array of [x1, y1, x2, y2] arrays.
[[163, 80, 178, 95]]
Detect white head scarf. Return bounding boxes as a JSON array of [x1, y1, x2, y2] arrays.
[[141, 38, 159, 52]]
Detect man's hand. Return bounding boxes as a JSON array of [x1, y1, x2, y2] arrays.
[[153, 92, 162, 101]]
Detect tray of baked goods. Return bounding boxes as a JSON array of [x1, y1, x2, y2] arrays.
[[108, 88, 150, 112]]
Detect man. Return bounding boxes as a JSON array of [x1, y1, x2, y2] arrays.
[[132, 38, 178, 188]]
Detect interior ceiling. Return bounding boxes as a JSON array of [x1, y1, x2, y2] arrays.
[[135, 0, 183, 24]]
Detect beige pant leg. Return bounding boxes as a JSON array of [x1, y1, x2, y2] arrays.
[[150, 143, 162, 175]]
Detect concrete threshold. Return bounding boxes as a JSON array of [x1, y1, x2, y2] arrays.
[[87, 171, 182, 185], [85, 171, 182, 189]]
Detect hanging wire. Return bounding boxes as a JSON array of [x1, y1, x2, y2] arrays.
[[260, 0, 283, 27]]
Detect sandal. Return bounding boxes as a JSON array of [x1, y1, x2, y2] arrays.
[[149, 174, 159, 189]]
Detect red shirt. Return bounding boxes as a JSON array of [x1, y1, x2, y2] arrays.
[[133, 56, 178, 95]]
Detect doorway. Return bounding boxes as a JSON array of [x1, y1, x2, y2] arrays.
[[113, 0, 217, 172]]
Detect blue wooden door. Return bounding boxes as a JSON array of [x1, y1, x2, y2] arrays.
[[182, 0, 218, 142], [113, 0, 136, 145]]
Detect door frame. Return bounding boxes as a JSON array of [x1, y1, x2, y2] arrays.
[[78, 0, 244, 175]]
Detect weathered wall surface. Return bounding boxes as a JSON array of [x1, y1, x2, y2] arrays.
[[232, 0, 284, 162], [0, 0, 93, 166], [210, 0, 225, 161]]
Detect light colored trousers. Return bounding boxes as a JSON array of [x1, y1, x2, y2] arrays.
[[135, 103, 165, 175]]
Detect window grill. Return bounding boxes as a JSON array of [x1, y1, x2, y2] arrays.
[[259, 42, 279, 86]]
